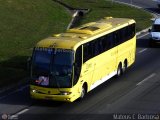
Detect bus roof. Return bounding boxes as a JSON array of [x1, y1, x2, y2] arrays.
[[36, 17, 135, 50]]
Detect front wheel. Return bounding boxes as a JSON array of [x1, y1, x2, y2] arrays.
[[79, 85, 86, 100]]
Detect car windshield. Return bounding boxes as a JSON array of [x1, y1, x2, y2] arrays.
[[153, 24, 160, 32], [31, 48, 74, 88]]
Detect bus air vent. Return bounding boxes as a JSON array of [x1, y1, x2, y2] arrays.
[[104, 17, 113, 19], [79, 26, 99, 31], [79, 36, 88, 39]]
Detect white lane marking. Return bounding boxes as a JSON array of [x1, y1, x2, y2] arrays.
[[0, 85, 29, 100], [15, 109, 29, 115], [10, 109, 29, 119], [114, 0, 142, 9], [137, 73, 156, 86], [138, 48, 148, 54], [137, 33, 149, 39]]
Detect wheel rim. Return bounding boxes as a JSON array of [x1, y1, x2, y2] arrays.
[[81, 87, 85, 98], [117, 67, 121, 76], [117, 65, 122, 76]]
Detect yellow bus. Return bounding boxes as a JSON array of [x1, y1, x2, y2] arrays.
[[30, 17, 136, 102]]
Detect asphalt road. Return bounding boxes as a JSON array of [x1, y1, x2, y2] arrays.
[[115, 0, 157, 8], [0, 1, 160, 120], [115, 0, 160, 15]]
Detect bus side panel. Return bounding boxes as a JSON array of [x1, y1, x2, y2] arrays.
[[91, 52, 109, 88], [89, 47, 117, 91], [117, 36, 136, 68], [108, 47, 118, 74], [81, 59, 95, 91], [130, 36, 136, 65]]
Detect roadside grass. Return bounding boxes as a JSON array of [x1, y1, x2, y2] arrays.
[[0, 0, 71, 87], [61, 0, 152, 31], [0, 0, 152, 88]]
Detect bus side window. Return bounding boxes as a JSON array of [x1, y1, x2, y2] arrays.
[[92, 40, 99, 57], [74, 46, 82, 85], [119, 28, 125, 43], [83, 43, 93, 62], [98, 39, 104, 53], [101, 36, 108, 51], [107, 34, 114, 49], [130, 24, 136, 38], [126, 24, 135, 40], [75, 46, 82, 68], [113, 31, 120, 46]]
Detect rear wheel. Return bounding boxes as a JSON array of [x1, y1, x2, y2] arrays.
[[116, 64, 122, 77], [123, 60, 128, 73]]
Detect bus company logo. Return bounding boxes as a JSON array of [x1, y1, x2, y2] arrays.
[[1, 113, 8, 120]]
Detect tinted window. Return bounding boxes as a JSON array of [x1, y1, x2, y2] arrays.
[[83, 42, 93, 62], [83, 23, 135, 63], [74, 46, 82, 85]]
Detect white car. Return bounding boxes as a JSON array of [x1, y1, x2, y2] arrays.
[[154, 0, 160, 7], [149, 18, 160, 46]]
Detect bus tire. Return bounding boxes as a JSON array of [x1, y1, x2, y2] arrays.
[[116, 64, 122, 77], [79, 84, 86, 100], [123, 60, 128, 73]]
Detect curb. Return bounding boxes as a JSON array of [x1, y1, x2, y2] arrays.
[[136, 27, 151, 36], [113, 0, 158, 36], [114, 0, 160, 18]]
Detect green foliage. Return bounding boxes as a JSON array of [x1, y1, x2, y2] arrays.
[[0, 0, 71, 87], [61, 0, 152, 31]]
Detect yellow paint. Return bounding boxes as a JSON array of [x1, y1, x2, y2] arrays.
[[30, 17, 136, 102]]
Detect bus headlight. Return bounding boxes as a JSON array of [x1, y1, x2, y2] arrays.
[[60, 91, 71, 95], [32, 89, 37, 93]]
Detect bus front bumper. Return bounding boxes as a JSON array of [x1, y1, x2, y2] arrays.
[[30, 90, 78, 102]]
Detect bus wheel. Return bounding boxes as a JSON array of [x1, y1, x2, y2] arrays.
[[80, 85, 86, 99], [116, 64, 122, 77], [123, 60, 128, 73]]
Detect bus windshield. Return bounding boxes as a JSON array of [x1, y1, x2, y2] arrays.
[[31, 48, 74, 88]]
